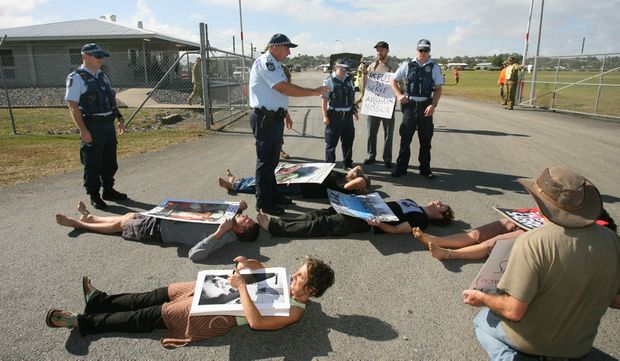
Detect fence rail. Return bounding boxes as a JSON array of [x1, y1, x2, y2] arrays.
[[519, 53, 620, 119], [1, 25, 254, 133]]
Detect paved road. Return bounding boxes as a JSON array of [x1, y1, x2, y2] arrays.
[[1, 71, 618, 360]]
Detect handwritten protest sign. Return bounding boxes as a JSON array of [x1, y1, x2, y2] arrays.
[[360, 71, 396, 118], [469, 239, 515, 294]]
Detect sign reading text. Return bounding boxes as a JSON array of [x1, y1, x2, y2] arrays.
[[360, 71, 396, 118]]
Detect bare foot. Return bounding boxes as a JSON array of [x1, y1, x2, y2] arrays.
[[77, 201, 90, 217], [429, 240, 451, 260], [56, 214, 78, 228], [256, 210, 270, 231], [218, 177, 233, 191], [226, 169, 237, 183], [412, 227, 432, 248]]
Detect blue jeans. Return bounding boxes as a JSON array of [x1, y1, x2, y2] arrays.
[[474, 308, 532, 361], [474, 308, 590, 361]]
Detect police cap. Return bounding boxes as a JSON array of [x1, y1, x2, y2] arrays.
[[268, 34, 298, 48], [81, 43, 109, 58], [416, 39, 431, 50]]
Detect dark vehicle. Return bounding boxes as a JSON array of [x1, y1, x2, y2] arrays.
[[328, 52, 363, 82]]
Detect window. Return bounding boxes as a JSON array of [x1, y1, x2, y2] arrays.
[[69, 48, 82, 65], [0, 49, 16, 78], [0, 49, 15, 66], [128, 49, 137, 65]]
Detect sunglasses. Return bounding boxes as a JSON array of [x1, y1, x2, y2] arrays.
[[417, 48, 429, 53]]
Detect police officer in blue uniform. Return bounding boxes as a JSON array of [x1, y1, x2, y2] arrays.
[[321, 59, 358, 168], [65, 43, 127, 209], [249, 34, 328, 215], [390, 39, 444, 179]]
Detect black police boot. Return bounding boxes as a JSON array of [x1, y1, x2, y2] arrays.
[[256, 203, 285, 216], [89, 192, 108, 210], [274, 194, 293, 206], [102, 188, 128, 201]]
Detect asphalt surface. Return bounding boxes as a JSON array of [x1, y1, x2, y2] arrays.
[[1, 71, 619, 360]]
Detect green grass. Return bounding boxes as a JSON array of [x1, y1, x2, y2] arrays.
[[441, 70, 620, 116], [0, 108, 212, 187]]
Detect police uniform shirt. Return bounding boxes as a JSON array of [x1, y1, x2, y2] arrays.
[[322, 74, 353, 111], [393, 58, 444, 102], [248, 51, 289, 111], [64, 66, 113, 116]]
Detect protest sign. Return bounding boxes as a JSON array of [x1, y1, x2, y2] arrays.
[[328, 189, 399, 222], [469, 239, 516, 294], [360, 71, 396, 118], [493, 207, 544, 230], [142, 199, 239, 224], [190, 267, 290, 317]]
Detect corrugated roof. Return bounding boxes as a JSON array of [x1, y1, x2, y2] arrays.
[[0, 18, 199, 48]]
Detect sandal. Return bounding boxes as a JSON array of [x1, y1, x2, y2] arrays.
[[82, 276, 96, 305], [46, 309, 76, 329]]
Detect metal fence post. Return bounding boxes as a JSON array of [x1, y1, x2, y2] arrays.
[[594, 55, 606, 115], [199, 22, 211, 129], [0, 35, 17, 134], [225, 52, 231, 116], [551, 57, 561, 109]]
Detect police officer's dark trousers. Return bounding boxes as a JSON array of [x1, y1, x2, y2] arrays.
[[80, 119, 118, 194], [250, 110, 284, 208], [325, 110, 355, 166], [395, 101, 434, 175], [268, 208, 370, 237]]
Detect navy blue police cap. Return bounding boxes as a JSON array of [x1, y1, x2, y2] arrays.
[[336, 58, 350, 69], [81, 43, 110, 58], [268, 34, 298, 48], [417, 39, 431, 50]]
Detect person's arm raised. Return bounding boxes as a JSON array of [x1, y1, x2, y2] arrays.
[[273, 81, 328, 97]]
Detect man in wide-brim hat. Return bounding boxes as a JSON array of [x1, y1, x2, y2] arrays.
[[463, 165, 620, 359]]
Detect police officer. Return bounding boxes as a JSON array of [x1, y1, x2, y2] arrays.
[[249, 34, 327, 215], [321, 59, 358, 169], [65, 43, 127, 209], [390, 39, 444, 179]]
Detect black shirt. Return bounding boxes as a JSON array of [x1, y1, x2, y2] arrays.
[[374, 199, 430, 234]]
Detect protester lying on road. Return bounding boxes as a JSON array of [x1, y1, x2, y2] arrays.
[[55, 201, 260, 262], [413, 208, 616, 261], [257, 199, 453, 238], [219, 165, 371, 198], [45, 256, 335, 348]]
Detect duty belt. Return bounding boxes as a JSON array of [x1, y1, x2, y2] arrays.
[[253, 107, 287, 129], [83, 114, 115, 123]]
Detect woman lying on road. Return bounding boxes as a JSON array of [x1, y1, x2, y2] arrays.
[[257, 199, 454, 238], [413, 208, 616, 261], [219, 165, 371, 198], [45, 256, 335, 348]]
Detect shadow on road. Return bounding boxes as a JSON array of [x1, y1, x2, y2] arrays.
[[63, 302, 398, 360], [435, 128, 529, 137]]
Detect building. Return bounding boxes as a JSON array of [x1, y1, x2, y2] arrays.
[[0, 17, 200, 88]]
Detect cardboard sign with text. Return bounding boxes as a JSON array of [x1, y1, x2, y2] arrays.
[[360, 71, 396, 118]]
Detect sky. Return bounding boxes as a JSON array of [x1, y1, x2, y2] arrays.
[[1, 0, 619, 59]]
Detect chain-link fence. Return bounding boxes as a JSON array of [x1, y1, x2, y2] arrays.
[[0, 32, 253, 133], [519, 53, 620, 119]]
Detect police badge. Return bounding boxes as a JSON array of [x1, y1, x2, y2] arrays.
[[266, 62, 276, 71], [425, 65, 431, 73]]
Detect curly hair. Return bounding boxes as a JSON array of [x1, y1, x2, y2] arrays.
[[428, 206, 455, 227], [303, 256, 335, 298]]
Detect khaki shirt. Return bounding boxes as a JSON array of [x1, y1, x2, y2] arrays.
[[498, 223, 620, 357]]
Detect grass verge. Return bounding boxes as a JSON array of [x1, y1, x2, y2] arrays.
[[0, 108, 212, 187]]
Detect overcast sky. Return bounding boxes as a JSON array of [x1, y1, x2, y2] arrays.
[[1, 0, 619, 59]]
